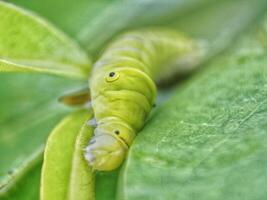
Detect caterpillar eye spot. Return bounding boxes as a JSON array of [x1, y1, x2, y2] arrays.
[[109, 72, 115, 77], [106, 71, 120, 82], [114, 130, 120, 135]]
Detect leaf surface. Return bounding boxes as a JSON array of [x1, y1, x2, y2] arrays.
[[0, 73, 87, 196], [0, 2, 91, 79], [9, 0, 118, 38], [10, 0, 217, 58], [0, 161, 42, 200], [41, 110, 94, 200], [95, 169, 120, 200], [119, 17, 267, 200]]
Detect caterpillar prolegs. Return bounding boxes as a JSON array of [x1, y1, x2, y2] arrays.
[[84, 29, 206, 171]]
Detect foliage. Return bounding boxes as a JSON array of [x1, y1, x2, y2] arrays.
[[119, 23, 267, 200], [1, 0, 267, 199]]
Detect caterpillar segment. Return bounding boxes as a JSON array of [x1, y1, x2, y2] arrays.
[[84, 29, 206, 171]]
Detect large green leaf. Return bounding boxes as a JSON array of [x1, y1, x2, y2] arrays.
[[119, 18, 267, 200], [41, 110, 94, 200], [0, 1, 91, 79], [95, 169, 120, 200], [0, 73, 87, 196]]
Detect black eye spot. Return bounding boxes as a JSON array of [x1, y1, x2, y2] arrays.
[[114, 130, 120, 135], [109, 72, 115, 77]]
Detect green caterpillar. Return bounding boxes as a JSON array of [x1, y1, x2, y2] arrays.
[[83, 29, 205, 171]]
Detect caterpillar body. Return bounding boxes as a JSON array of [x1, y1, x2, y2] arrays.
[[84, 29, 205, 171]]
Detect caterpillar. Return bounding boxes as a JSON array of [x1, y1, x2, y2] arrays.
[[81, 29, 206, 171]]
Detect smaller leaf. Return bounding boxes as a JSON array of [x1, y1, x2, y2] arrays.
[[41, 110, 94, 200], [9, 0, 116, 38], [0, 1, 91, 79], [68, 114, 95, 200]]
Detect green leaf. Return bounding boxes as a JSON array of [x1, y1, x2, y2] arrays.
[[10, 0, 215, 57], [0, 73, 87, 196], [1, 162, 119, 200], [11, 0, 263, 60], [95, 169, 120, 200], [0, 160, 42, 200], [0, 147, 117, 200], [77, 0, 217, 58], [0, 1, 91, 79], [41, 110, 94, 200], [173, 0, 267, 58], [9, 0, 118, 38], [119, 17, 267, 200], [76, 0, 266, 58]]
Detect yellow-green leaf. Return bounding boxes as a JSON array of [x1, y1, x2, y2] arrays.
[[9, 0, 117, 39], [0, 1, 91, 79], [41, 110, 94, 200]]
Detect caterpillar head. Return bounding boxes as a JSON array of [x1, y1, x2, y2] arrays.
[[84, 122, 134, 171]]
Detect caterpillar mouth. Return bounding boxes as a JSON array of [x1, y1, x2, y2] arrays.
[[84, 133, 127, 171]]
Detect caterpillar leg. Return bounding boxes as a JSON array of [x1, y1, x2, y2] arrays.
[[84, 101, 92, 109], [87, 118, 97, 127]]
